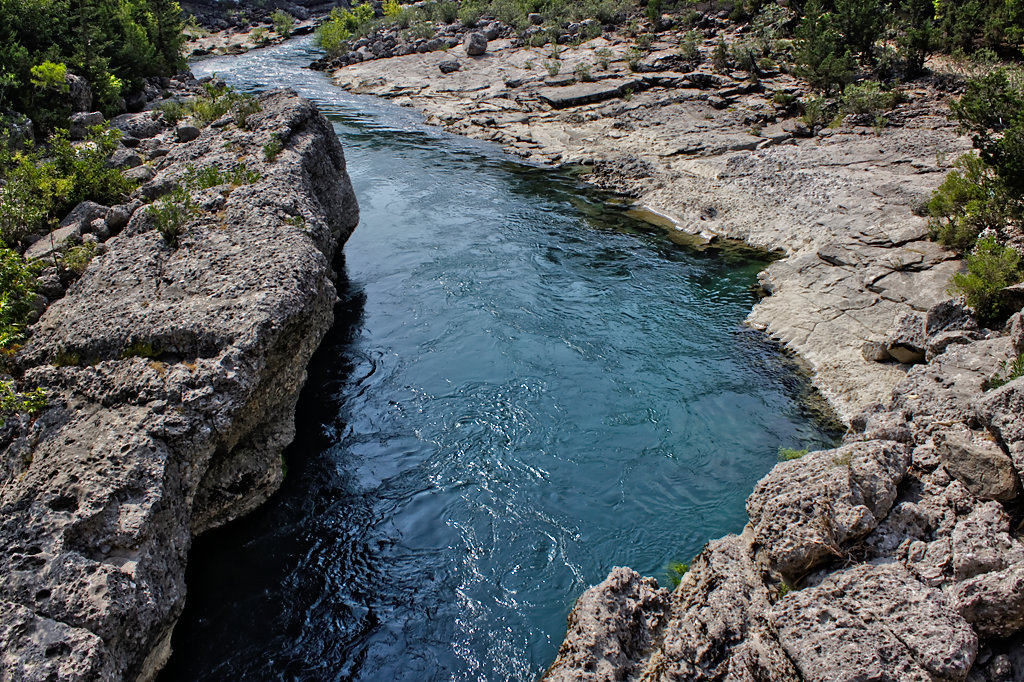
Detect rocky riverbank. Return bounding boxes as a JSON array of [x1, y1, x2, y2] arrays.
[[319, 21, 1024, 681], [0, 85, 359, 680]]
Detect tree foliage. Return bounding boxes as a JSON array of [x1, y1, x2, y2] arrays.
[[0, 0, 186, 123]]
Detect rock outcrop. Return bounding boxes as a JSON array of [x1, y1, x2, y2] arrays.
[[0, 89, 358, 681]]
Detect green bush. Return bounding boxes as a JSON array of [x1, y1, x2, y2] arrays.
[[950, 236, 1022, 323], [0, 247, 41, 349], [0, 125, 135, 245], [271, 9, 295, 37], [316, 4, 377, 56], [927, 153, 1007, 251], [147, 186, 195, 248], [840, 80, 902, 115]]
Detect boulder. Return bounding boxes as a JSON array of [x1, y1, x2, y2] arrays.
[[438, 59, 461, 74], [110, 111, 165, 139], [537, 78, 645, 109], [528, 12, 543, 24], [68, 112, 104, 140], [936, 430, 1020, 502], [926, 298, 978, 336], [23, 224, 81, 263], [954, 564, 1024, 638], [65, 73, 92, 112], [951, 502, 1024, 581], [886, 311, 926, 364], [106, 148, 143, 170], [746, 440, 910, 579], [975, 379, 1024, 478], [464, 32, 487, 56], [862, 340, 892, 363], [926, 329, 983, 360], [104, 206, 131, 235], [772, 562, 977, 681], [1007, 311, 1024, 354], [176, 124, 201, 143]]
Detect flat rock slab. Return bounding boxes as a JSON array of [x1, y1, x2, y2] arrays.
[[536, 78, 644, 108], [772, 562, 977, 681]]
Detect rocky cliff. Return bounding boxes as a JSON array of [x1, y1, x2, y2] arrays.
[[0, 88, 358, 680]]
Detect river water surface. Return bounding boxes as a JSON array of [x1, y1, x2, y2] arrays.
[[161, 38, 838, 681]]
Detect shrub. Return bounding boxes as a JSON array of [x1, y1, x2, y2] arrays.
[[316, 4, 376, 55], [927, 153, 1007, 251], [794, 0, 858, 94], [60, 241, 99, 275], [147, 186, 195, 248], [271, 9, 295, 36], [949, 236, 1023, 323], [544, 59, 561, 76], [250, 26, 270, 45], [678, 31, 700, 62], [712, 38, 729, 72], [0, 247, 41, 349], [0, 125, 134, 245], [840, 80, 901, 115], [264, 136, 284, 161]]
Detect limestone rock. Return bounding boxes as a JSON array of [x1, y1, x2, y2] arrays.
[[746, 440, 910, 579], [1007, 311, 1024, 354], [110, 111, 165, 139], [544, 567, 667, 681], [104, 205, 131, 234], [955, 564, 1024, 639], [176, 124, 201, 143], [635, 532, 799, 681], [937, 430, 1020, 502], [951, 502, 1024, 581], [66, 73, 92, 112], [438, 59, 461, 74], [772, 562, 977, 681], [926, 298, 979, 336], [0, 91, 359, 681], [862, 340, 892, 362], [975, 379, 1024, 479], [464, 32, 487, 56], [538, 79, 645, 109], [69, 112, 104, 140], [887, 311, 926, 364]]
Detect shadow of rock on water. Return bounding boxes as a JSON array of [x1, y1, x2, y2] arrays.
[[158, 259, 374, 682]]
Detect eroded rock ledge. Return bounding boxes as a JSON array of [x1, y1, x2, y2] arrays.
[[0, 90, 358, 680]]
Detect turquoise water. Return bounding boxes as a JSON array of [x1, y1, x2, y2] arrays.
[[161, 38, 837, 681]]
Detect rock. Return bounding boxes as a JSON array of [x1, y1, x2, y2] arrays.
[[528, 12, 543, 24], [110, 111, 165, 139], [926, 298, 978, 336], [937, 430, 1021, 502], [951, 502, 1024, 581], [1007, 312, 1024, 354], [105, 206, 131, 235], [886, 311, 926, 364], [65, 73, 92, 112], [23, 224, 81, 263], [68, 112, 105, 140], [954, 564, 1024, 638], [746, 440, 910, 579], [630, 532, 800, 681], [176, 124, 201, 143], [545, 567, 668, 681], [125, 165, 157, 183], [35, 267, 66, 301], [707, 95, 729, 109], [0, 90, 359, 681], [862, 340, 892, 362], [106, 148, 143, 170], [772, 562, 977, 681], [538, 79, 645, 109], [438, 59, 461, 74], [926, 329, 983, 360], [464, 32, 487, 56], [975, 380, 1024, 478], [86, 218, 110, 241]]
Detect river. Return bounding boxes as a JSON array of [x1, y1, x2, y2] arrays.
[[159, 36, 838, 681]]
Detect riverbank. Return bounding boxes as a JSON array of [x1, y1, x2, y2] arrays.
[[0, 84, 358, 680], [318, 23, 1024, 682]]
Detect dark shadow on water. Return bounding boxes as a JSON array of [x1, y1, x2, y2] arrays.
[[158, 259, 373, 682]]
